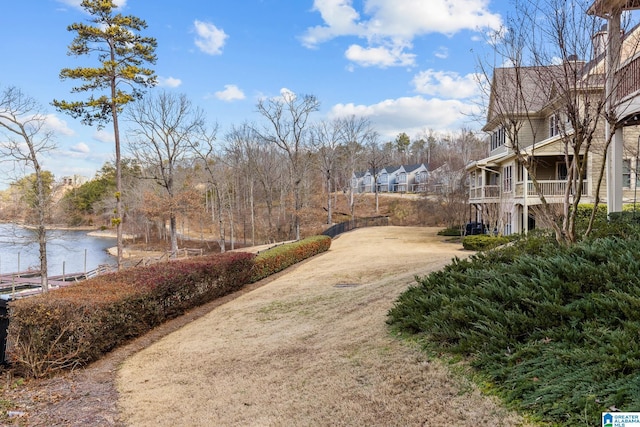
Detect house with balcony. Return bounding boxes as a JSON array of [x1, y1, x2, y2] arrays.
[[393, 164, 429, 192], [376, 167, 394, 192], [468, 21, 640, 235], [350, 163, 429, 194]]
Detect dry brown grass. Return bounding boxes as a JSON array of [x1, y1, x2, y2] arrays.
[[116, 227, 532, 427]]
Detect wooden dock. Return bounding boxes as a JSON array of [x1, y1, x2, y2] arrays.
[[0, 265, 116, 299]]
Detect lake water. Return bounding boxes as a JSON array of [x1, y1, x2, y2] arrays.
[[0, 224, 116, 276]]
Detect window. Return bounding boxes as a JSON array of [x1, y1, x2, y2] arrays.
[[504, 212, 512, 235], [491, 126, 506, 151], [549, 113, 561, 137], [503, 165, 513, 192], [623, 159, 631, 188], [398, 172, 407, 183]]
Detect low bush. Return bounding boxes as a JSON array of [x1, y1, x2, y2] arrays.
[[437, 226, 463, 236], [251, 235, 331, 282], [388, 234, 640, 426], [7, 235, 332, 378], [462, 234, 510, 251], [7, 251, 255, 378]]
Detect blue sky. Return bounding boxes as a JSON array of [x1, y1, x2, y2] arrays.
[[0, 0, 510, 183]]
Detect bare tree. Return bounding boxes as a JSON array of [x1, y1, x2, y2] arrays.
[[311, 119, 343, 224], [0, 87, 57, 292], [126, 91, 204, 258], [189, 124, 227, 251], [364, 134, 388, 214], [337, 115, 375, 219], [255, 90, 319, 240], [224, 124, 261, 245]]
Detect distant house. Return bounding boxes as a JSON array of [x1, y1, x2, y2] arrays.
[[350, 171, 366, 193], [393, 164, 429, 192], [376, 166, 394, 192], [351, 163, 429, 194], [428, 164, 466, 195], [61, 175, 88, 187]]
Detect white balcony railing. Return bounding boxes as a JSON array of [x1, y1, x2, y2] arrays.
[[471, 180, 589, 201], [515, 180, 588, 197], [470, 185, 500, 199]]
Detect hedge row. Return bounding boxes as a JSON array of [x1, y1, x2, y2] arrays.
[[462, 234, 511, 251], [251, 235, 332, 282], [7, 236, 331, 378]]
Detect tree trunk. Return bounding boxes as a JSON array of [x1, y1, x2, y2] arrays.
[[326, 172, 332, 224], [215, 185, 225, 253], [112, 99, 123, 270], [169, 213, 178, 258], [37, 225, 48, 293], [250, 180, 256, 246]]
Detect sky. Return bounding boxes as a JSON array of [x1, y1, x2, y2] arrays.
[[0, 0, 512, 183]]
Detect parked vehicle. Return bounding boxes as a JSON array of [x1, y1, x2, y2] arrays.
[[465, 222, 485, 236]]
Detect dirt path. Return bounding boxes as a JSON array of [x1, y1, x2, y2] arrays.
[[116, 227, 530, 426]]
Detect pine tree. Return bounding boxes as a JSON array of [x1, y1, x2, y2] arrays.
[[53, 0, 157, 269]]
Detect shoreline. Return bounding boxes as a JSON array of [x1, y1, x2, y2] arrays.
[[87, 229, 138, 239]]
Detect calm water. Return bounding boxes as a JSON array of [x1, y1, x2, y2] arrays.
[[0, 224, 116, 276]]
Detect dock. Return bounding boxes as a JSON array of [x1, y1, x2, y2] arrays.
[[0, 265, 116, 300]]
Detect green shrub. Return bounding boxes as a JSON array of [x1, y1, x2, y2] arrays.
[[574, 203, 640, 240], [388, 233, 640, 426], [251, 235, 331, 282], [437, 226, 463, 236], [462, 234, 510, 251]]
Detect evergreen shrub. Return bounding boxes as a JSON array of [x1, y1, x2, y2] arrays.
[[462, 234, 510, 251], [388, 234, 640, 425], [437, 226, 463, 236]]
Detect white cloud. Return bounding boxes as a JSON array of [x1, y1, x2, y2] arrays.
[[93, 129, 114, 144], [70, 142, 90, 154], [412, 70, 481, 99], [215, 85, 246, 102], [158, 76, 182, 88], [345, 44, 415, 67], [44, 114, 75, 136], [328, 96, 480, 138], [302, 0, 502, 68], [434, 46, 449, 59], [194, 20, 228, 55], [301, 0, 364, 47], [361, 0, 502, 38]]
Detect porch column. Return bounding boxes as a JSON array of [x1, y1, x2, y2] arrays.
[[605, 9, 623, 214], [607, 127, 624, 213], [523, 165, 529, 234]]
